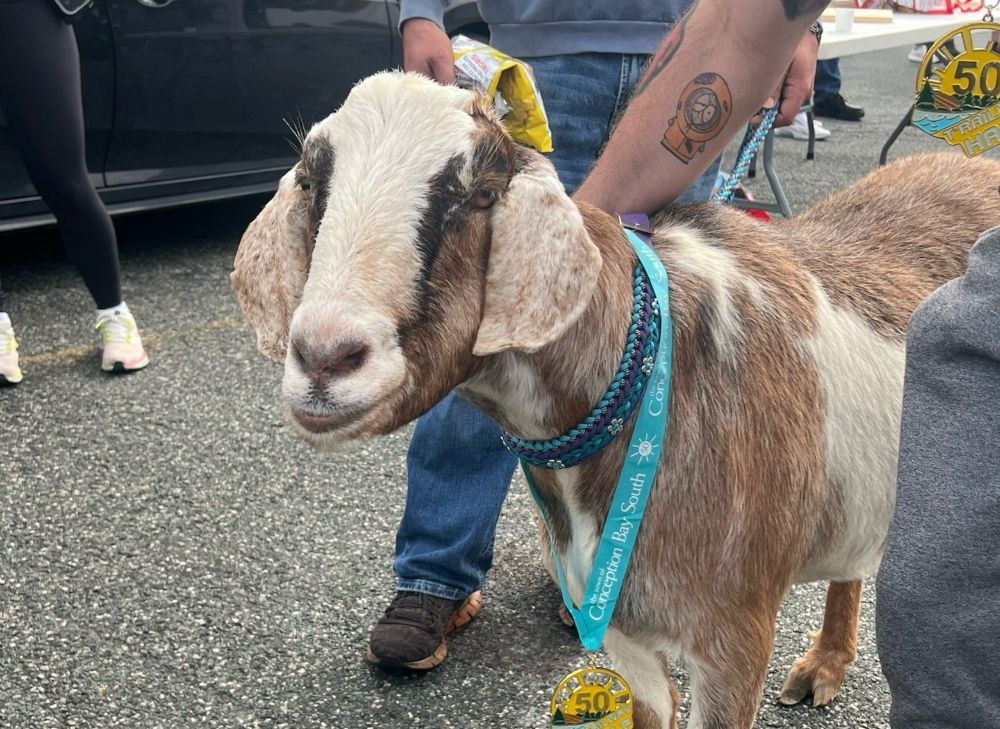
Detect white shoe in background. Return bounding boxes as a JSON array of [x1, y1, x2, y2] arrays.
[[95, 306, 149, 373], [909, 44, 928, 63], [0, 313, 22, 385], [774, 111, 831, 141]]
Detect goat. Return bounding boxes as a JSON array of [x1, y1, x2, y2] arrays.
[[232, 71, 1000, 729]]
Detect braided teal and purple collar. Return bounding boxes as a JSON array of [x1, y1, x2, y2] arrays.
[[500, 215, 661, 470]]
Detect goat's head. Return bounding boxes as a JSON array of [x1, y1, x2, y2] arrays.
[[233, 71, 602, 450]]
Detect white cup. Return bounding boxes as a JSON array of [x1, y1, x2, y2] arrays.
[[835, 8, 855, 33]]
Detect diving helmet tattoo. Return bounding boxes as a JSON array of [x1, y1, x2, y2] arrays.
[[662, 72, 733, 163]]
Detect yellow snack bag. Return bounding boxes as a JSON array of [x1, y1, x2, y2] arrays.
[[452, 35, 553, 153]]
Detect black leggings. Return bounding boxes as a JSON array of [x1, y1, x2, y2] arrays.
[[0, 0, 122, 311]]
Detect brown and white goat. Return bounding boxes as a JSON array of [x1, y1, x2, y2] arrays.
[[232, 71, 1000, 729]]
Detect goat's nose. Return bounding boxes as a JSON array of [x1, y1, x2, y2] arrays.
[[291, 336, 370, 386]]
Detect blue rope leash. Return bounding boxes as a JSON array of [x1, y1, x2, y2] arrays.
[[711, 106, 779, 205]]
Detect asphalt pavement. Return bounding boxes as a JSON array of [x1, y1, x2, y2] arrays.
[[2, 48, 949, 728]]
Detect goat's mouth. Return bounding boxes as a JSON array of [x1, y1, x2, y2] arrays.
[[288, 404, 366, 434]]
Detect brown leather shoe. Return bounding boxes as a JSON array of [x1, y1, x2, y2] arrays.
[[366, 590, 482, 672]]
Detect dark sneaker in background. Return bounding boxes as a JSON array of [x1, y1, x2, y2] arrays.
[[366, 590, 482, 672], [813, 92, 865, 121]]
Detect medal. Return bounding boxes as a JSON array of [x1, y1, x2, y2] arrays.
[[912, 2, 1000, 156], [550, 654, 633, 727]]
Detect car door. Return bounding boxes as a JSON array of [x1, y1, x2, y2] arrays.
[[103, 0, 258, 187], [0, 2, 115, 227], [230, 0, 396, 160], [103, 0, 394, 189]]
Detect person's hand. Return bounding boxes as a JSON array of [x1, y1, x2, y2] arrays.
[[766, 29, 820, 126], [402, 18, 456, 85]]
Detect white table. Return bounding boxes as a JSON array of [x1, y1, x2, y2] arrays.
[[818, 10, 986, 59]]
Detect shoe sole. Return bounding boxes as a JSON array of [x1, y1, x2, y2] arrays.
[[0, 365, 23, 385], [366, 590, 483, 672], [102, 352, 150, 373], [774, 131, 830, 141]]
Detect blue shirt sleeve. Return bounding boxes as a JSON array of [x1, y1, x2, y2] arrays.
[[398, 0, 448, 30]]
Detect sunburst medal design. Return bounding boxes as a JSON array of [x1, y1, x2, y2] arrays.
[[913, 16, 1000, 156], [550, 660, 633, 727]]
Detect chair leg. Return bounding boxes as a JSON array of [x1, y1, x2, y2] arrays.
[[761, 129, 793, 218], [806, 108, 816, 161], [880, 105, 915, 166]]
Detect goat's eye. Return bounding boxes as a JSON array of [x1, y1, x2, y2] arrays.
[[295, 170, 312, 190], [469, 190, 498, 209]]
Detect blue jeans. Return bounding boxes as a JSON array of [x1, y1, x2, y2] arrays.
[[395, 53, 721, 600], [814, 58, 841, 104]]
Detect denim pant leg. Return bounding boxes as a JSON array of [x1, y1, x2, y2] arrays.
[[875, 226, 1000, 728], [813, 58, 842, 104], [395, 392, 516, 599]]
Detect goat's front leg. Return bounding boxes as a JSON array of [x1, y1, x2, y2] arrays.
[[604, 628, 680, 729], [685, 607, 778, 729], [779, 579, 862, 706]]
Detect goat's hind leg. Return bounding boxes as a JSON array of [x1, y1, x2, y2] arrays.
[[603, 629, 680, 729], [779, 579, 863, 707]]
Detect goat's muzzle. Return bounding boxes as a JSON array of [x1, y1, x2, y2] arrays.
[[280, 301, 408, 450]]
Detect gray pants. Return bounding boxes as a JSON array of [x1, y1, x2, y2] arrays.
[[877, 225, 1000, 728]]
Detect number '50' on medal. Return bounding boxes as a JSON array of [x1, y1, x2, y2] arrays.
[[550, 662, 633, 727], [913, 9, 1000, 156]]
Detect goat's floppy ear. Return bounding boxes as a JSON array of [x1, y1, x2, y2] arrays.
[[231, 167, 312, 362], [473, 150, 602, 356]]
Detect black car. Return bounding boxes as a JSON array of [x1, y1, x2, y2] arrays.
[[0, 0, 484, 232]]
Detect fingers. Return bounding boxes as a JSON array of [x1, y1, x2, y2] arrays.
[[759, 81, 783, 125], [429, 55, 457, 85], [402, 18, 457, 85], [772, 29, 820, 126]]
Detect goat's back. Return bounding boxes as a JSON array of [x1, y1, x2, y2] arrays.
[[782, 151, 1000, 336], [658, 152, 1000, 340]]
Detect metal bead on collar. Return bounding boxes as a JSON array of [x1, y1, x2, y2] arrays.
[[500, 263, 661, 469]]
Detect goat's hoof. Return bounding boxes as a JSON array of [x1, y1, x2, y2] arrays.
[[558, 604, 575, 627], [778, 645, 854, 707]]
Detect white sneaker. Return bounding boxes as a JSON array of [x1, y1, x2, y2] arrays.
[[0, 314, 22, 385], [95, 307, 149, 373], [909, 44, 928, 63], [774, 111, 831, 141]]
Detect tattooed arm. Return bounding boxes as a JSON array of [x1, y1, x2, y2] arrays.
[[574, 0, 822, 215]]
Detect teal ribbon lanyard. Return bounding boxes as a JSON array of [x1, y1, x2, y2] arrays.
[[522, 228, 673, 651]]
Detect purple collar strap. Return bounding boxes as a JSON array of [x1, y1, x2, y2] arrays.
[[618, 213, 653, 245]]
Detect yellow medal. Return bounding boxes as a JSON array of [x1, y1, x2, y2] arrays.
[[550, 655, 633, 728], [913, 3, 1000, 156]]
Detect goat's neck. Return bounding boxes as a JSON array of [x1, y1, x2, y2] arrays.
[[463, 205, 637, 441]]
